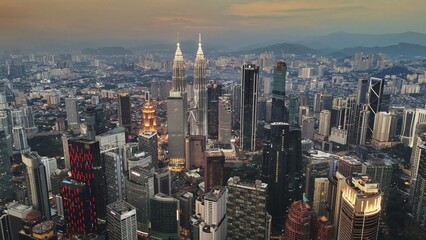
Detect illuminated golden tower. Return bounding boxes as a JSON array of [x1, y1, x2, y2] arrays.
[[141, 101, 157, 133]]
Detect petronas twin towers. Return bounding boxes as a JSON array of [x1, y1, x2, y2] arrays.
[[171, 33, 207, 136]]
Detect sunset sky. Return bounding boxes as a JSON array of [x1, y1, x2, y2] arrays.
[[1, 0, 425, 49]]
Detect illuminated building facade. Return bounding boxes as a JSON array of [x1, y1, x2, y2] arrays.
[[60, 138, 106, 237], [337, 174, 382, 240], [141, 101, 157, 133]]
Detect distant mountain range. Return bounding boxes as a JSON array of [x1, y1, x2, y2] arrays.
[[302, 31, 426, 49], [233, 42, 426, 58]]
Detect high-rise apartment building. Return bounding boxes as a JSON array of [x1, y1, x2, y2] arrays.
[[218, 95, 232, 144], [106, 200, 137, 240], [118, 92, 131, 132], [271, 61, 288, 122], [0, 128, 13, 203], [204, 149, 225, 192], [240, 64, 259, 151], [372, 111, 392, 143], [12, 126, 29, 151], [227, 177, 271, 240], [22, 152, 51, 220], [65, 98, 79, 127], [337, 174, 382, 240], [312, 178, 329, 215], [411, 144, 426, 229], [191, 186, 227, 240], [318, 110, 331, 137], [103, 151, 124, 205]]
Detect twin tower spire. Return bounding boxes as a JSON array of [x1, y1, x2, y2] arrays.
[[171, 32, 208, 136], [172, 33, 205, 94]]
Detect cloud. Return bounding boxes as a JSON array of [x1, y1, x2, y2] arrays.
[[228, 0, 361, 17]]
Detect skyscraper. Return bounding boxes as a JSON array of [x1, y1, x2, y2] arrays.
[[140, 101, 157, 133], [106, 200, 137, 240], [271, 61, 287, 122], [185, 135, 206, 169], [207, 81, 222, 139], [167, 91, 187, 171], [168, 38, 188, 170], [372, 111, 392, 145], [337, 174, 381, 240], [218, 95, 232, 144], [356, 78, 369, 105], [103, 151, 124, 205], [318, 110, 331, 137], [125, 166, 154, 231], [283, 201, 314, 240], [138, 131, 158, 169], [118, 92, 131, 132], [362, 158, 393, 215], [232, 84, 241, 130], [63, 138, 106, 236], [60, 178, 92, 237], [172, 34, 186, 95], [22, 152, 51, 220], [240, 64, 259, 151], [411, 144, 426, 228], [227, 177, 271, 240], [12, 126, 29, 152], [191, 186, 227, 240], [154, 168, 172, 195], [367, 77, 387, 141], [192, 33, 208, 136], [150, 193, 180, 239], [262, 123, 303, 230], [204, 149, 225, 192], [0, 128, 13, 203], [312, 178, 329, 215], [65, 98, 79, 127]]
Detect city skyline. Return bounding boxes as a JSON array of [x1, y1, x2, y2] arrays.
[[1, 0, 426, 51]]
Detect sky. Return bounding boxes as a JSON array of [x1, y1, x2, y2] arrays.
[[1, 0, 426, 50]]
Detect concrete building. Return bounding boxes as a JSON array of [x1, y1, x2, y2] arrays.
[[191, 186, 227, 240], [106, 200, 137, 240], [227, 177, 271, 240]]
